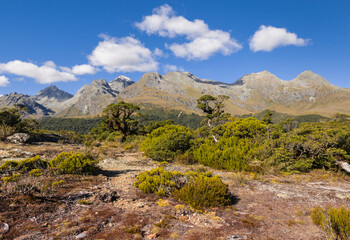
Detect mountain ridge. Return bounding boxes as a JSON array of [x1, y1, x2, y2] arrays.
[[0, 71, 349, 117]]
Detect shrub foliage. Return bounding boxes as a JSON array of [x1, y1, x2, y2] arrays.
[[134, 167, 232, 210], [141, 125, 194, 161]]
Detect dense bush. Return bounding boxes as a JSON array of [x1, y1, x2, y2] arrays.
[[173, 175, 232, 210], [311, 206, 350, 239], [51, 152, 98, 175], [134, 167, 232, 209], [270, 121, 350, 172], [134, 167, 184, 196], [0, 156, 49, 173], [193, 118, 267, 171], [141, 125, 194, 161]]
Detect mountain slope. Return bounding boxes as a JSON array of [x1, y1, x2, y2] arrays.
[[0, 92, 54, 117], [58, 79, 119, 116]]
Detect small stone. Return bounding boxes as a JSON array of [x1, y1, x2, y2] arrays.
[[227, 235, 247, 240], [147, 233, 157, 239], [0, 223, 9, 234], [76, 231, 88, 239]]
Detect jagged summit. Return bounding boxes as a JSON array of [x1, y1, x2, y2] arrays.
[[109, 75, 135, 92], [34, 85, 73, 102]]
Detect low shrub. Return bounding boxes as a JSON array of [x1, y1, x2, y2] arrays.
[[141, 125, 194, 161], [173, 175, 232, 210], [0, 156, 49, 173], [134, 167, 184, 196], [29, 168, 42, 177], [135, 167, 232, 209], [311, 206, 350, 239], [50, 152, 98, 175], [1, 173, 21, 183]]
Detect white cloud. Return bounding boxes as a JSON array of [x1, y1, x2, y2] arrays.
[[136, 4, 242, 60], [163, 64, 184, 72], [169, 30, 241, 60], [71, 64, 97, 75], [88, 35, 158, 73], [249, 25, 309, 52], [0, 60, 77, 84], [136, 4, 208, 38], [0, 75, 9, 87]]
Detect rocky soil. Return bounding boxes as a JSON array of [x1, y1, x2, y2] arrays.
[[1, 142, 350, 239]]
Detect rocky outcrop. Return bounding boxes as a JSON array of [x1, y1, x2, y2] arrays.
[[109, 76, 135, 93], [6, 133, 31, 144]]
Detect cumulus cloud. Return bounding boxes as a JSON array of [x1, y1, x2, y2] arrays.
[[0, 75, 10, 87], [136, 4, 242, 60], [0, 60, 77, 84], [71, 64, 97, 75], [249, 25, 309, 52], [88, 35, 159, 73], [163, 64, 184, 72]]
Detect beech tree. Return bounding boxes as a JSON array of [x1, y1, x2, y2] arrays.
[[196, 95, 230, 128], [101, 101, 140, 141]]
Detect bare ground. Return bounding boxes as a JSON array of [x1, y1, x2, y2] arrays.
[[1, 142, 350, 239]]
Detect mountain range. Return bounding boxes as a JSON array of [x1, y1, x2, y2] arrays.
[[0, 71, 349, 117]]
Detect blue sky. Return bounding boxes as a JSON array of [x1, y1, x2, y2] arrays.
[[0, 0, 349, 95]]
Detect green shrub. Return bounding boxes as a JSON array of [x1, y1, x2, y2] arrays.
[[141, 125, 194, 161], [194, 137, 251, 171], [0, 160, 19, 172], [29, 168, 42, 177], [17, 156, 49, 172], [135, 167, 231, 210], [1, 173, 21, 183], [50, 152, 98, 175], [311, 206, 350, 239], [270, 121, 350, 172], [0, 156, 48, 173], [134, 167, 183, 196], [173, 175, 232, 210], [52, 180, 66, 187]]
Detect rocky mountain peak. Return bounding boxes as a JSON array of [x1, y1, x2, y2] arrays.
[[233, 70, 282, 88], [34, 85, 73, 102], [291, 71, 335, 87], [109, 75, 135, 92]]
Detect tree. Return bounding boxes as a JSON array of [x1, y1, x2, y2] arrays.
[[0, 105, 36, 139], [101, 101, 140, 141], [261, 110, 273, 125], [196, 95, 230, 128]]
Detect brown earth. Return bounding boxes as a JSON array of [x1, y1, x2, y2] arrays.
[[1, 142, 350, 239]]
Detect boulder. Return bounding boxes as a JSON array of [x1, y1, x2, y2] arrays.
[[6, 133, 31, 144]]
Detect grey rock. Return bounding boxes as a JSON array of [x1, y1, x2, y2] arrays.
[[6, 133, 31, 144], [227, 235, 247, 240], [75, 231, 88, 239], [0, 222, 9, 234]]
